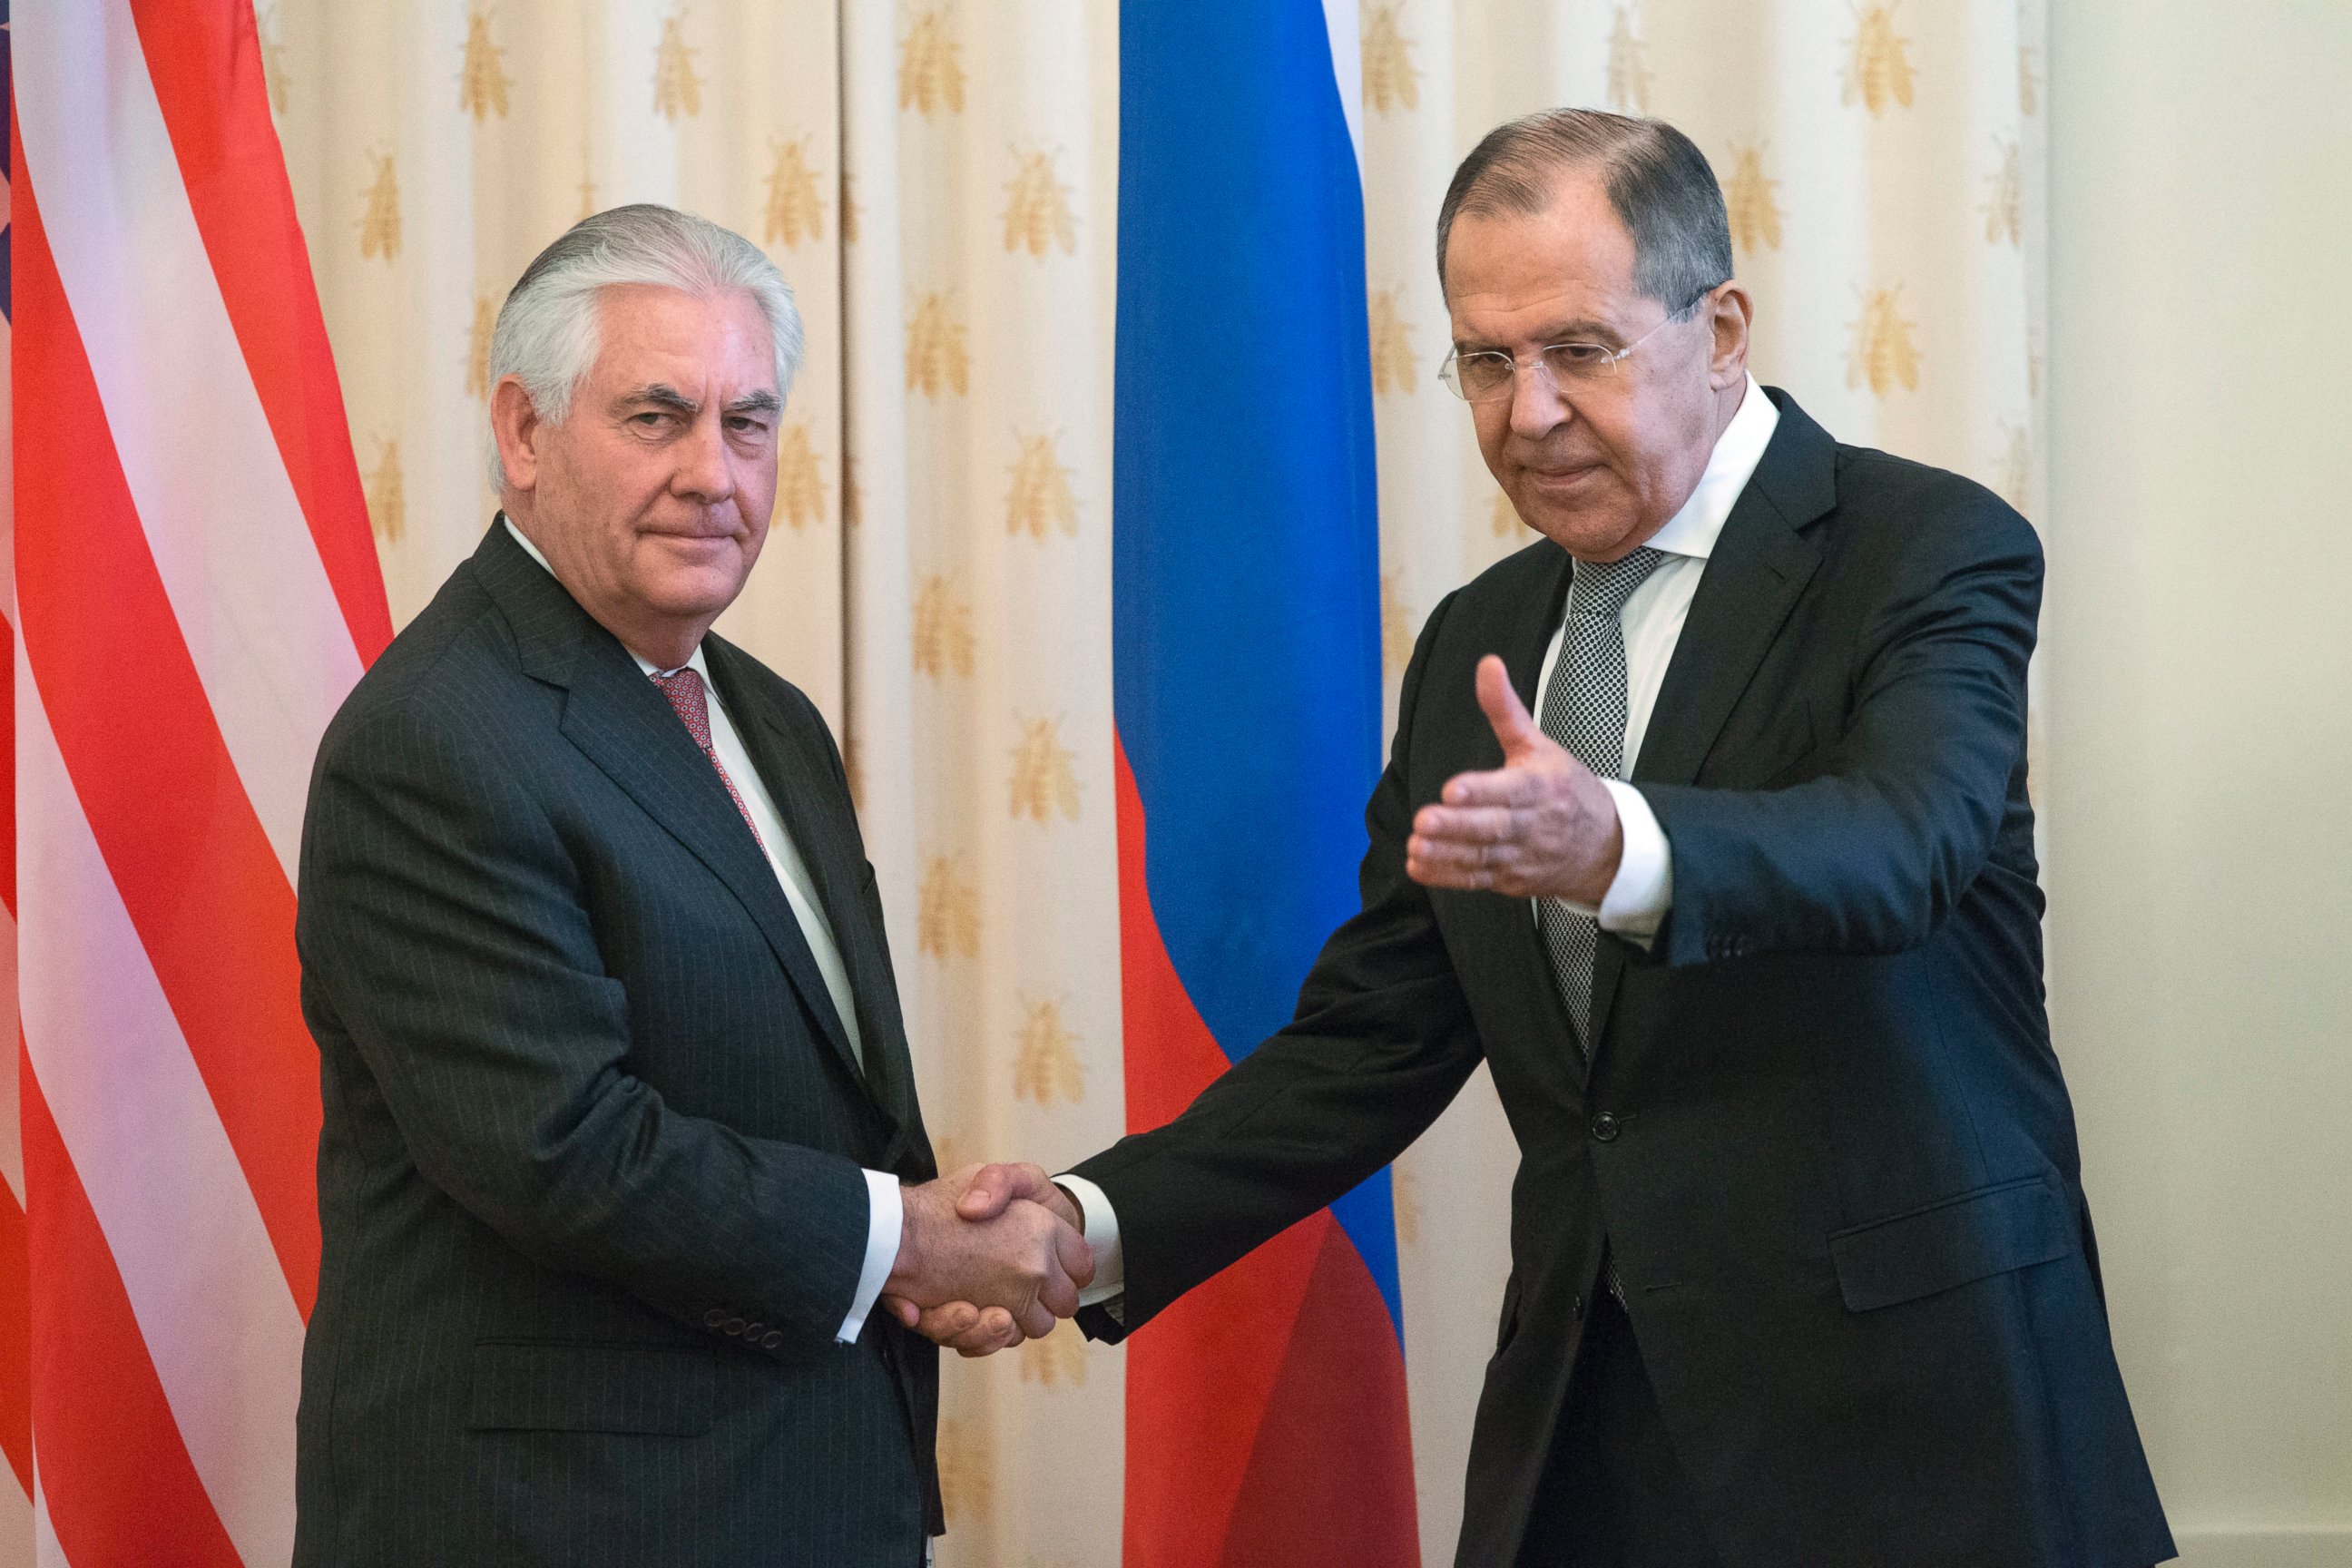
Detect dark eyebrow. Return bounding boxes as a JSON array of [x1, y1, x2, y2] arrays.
[[619, 383, 700, 414], [1455, 318, 1619, 355], [725, 390, 782, 416]]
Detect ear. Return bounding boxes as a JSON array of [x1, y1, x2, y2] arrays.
[[491, 375, 547, 494], [1706, 281, 1754, 392]]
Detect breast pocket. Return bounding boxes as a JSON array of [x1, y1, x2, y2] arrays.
[[468, 1340, 719, 1436], [1828, 1172, 2078, 1313]]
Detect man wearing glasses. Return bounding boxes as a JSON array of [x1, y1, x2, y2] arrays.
[[936, 109, 2172, 1568]]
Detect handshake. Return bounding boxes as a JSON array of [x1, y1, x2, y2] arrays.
[[879, 1163, 1093, 1357]]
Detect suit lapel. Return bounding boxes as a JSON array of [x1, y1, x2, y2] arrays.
[[705, 641, 925, 1150], [472, 523, 867, 1093], [1590, 391, 1838, 1054]]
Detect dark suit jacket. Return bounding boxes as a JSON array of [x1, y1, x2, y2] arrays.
[[294, 522, 939, 1567], [1073, 392, 2173, 1568]]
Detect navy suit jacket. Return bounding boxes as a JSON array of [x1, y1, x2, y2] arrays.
[[1073, 392, 2174, 1568], [295, 521, 939, 1566]]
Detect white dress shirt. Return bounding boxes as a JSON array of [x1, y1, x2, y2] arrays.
[[505, 518, 901, 1343], [1062, 377, 1782, 1309]]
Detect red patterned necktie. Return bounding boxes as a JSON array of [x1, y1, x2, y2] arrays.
[[649, 667, 767, 851]]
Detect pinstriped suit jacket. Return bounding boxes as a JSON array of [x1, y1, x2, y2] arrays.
[[294, 521, 939, 1567]]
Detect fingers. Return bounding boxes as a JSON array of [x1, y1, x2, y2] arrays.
[[954, 1161, 1059, 1221], [1013, 1294, 1058, 1341], [1055, 1213, 1097, 1293], [1474, 655, 1544, 760], [909, 1301, 1025, 1357]]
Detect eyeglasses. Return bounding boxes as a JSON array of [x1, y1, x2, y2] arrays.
[[1437, 284, 1722, 404]]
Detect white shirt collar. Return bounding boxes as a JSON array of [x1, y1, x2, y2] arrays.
[[1640, 374, 1779, 562], [502, 514, 712, 683]]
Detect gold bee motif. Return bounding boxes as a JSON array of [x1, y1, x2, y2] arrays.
[[916, 855, 982, 960], [1994, 424, 2032, 514], [1368, 287, 1416, 396], [1008, 717, 1082, 823], [459, 3, 510, 122], [1361, 5, 1420, 113], [764, 138, 825, 250], [1982, 139, 2022, 246], [576, 141, 598, 220], [1842, 5, 1916, 115], [465, 294, 496, 399], [652, 7, 702, 122], [776, 424, 826, 530], [898, 9, 966, 117], [1724, 145, 1783, 254], [1006, 434, 1079, 540], [1847, 286, 1921, 397], [1491, 490, 1523, 537], [1019, 1327, 1089, 1387], [358, 152, 401, 260], [906, 293, 970, 397], [2019, 44, 2040, 117], [1003, 151, 1079, 258], [912, 574, 976, 680], [363, 437, 404, 543], [1606, 7, 1651, 114], [936, 1416, 992, 1524], [1012, 998, 1085, 1105], [257, 5, 290, 115], [1379, 573, 1415, 678], [1392, 1166, 1422, 1247]]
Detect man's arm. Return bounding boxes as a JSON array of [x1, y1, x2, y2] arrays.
[[299, 691, 1083, 1349]]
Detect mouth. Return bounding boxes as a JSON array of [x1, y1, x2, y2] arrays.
[[1522, 463, 1604, 492]]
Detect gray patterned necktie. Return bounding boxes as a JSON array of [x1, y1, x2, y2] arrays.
[[1536, 547, 1665, 1059]]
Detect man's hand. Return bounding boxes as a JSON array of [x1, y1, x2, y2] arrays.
[[881, 1164, 1091, 1353], [1406, 654, 1623, 905], [884, 1164, 1086, 1357]]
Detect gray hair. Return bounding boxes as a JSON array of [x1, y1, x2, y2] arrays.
[[1436, 109, 1732, 310], [485, 203, 805, 491]]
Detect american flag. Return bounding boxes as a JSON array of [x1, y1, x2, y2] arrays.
[[9, 3, 388, 1563], [4, 5, 34, 1563]]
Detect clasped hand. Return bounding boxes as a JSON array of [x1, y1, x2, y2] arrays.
[[1405, 654, 1623, 905], [881, 1163, 1091, 1354]]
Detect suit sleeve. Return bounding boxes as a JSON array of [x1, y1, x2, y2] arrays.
[[1638, 476, 2042, 965], [297, 689, 872, 1350], [1072, 593, 1486, 1342]]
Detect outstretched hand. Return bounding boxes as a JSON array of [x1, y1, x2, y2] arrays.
[[1405, 655, 1624, 905], [882, 1163, 1088, 1357]]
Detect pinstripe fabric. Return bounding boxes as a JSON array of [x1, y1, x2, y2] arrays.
[[293, 522, 938, 1566]]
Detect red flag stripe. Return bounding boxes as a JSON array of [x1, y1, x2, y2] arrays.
[[20, 1073, 243, 1568], [13, 161, 321, 1318], [123, 0, 390, 662], [14, 4, 366, 877], [0, 1171, 27, 1499]]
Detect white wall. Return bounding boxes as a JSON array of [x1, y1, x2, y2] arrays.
[[2045, 5, 2352, 1563]]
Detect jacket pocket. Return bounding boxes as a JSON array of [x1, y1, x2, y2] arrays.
[[1828, 1172, 2076, 1313], [468, 1340, 719, 1436]]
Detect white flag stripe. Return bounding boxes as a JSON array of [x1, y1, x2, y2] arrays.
[[16, 660, 302, 1568], [1320, 0, 1366, 179], [0, 902, 22, 1207], [29, 1481, 60, 1568], [14, 1, 364, 880], [0, 1465, 27, 1549]]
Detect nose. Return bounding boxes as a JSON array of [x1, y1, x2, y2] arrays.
[[1506, 356, 1573, 439], [671, 412, 736, 505]]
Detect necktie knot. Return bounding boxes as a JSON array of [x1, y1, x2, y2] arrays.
[[1567, 546, 1666, 621], [650, 667, 715, 751]]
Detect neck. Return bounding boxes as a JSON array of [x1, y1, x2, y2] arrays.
[[501, 505, 712, 671]]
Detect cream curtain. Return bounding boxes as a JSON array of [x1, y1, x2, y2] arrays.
[[271, 4, 2043, 1563]]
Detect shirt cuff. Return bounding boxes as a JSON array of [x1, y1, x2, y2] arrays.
[[837, 1169, 902, 1343], [1594, 779, 1672, 946], [1053, 1172, 1125, 1308]]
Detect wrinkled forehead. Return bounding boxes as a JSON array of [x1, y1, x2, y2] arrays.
[[585, 283, 780, 395], [1444, 191, 1646, 348]]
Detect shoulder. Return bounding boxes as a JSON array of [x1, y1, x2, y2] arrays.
[[1415, 535, 1567, 655], [1825, 443, 2042, 575]]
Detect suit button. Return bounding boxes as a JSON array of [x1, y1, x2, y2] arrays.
[[761, 1331, 783, 1350], [724, 1317, 749, 1336], [1590, 1112, 1620, 1142], [704, 1308, 729, 1328]]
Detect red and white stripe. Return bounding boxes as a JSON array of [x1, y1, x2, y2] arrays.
[[4, 33, 36, 1563], [11, 3, 388, 1563]]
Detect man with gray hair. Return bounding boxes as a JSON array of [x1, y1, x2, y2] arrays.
[[293, 204, 1089, 1566], [941, 110, 2174, 1565]]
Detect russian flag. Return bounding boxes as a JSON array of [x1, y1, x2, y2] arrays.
[[1112, 4, 1417, 1564]]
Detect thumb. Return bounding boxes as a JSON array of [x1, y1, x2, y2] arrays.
[[956, 1161, 1051, 1220], [1475, 655, 1544, 760]]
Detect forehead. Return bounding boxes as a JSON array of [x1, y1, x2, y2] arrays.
[[587, 284, 776, 390], [1444, 172, 1641, 344]]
